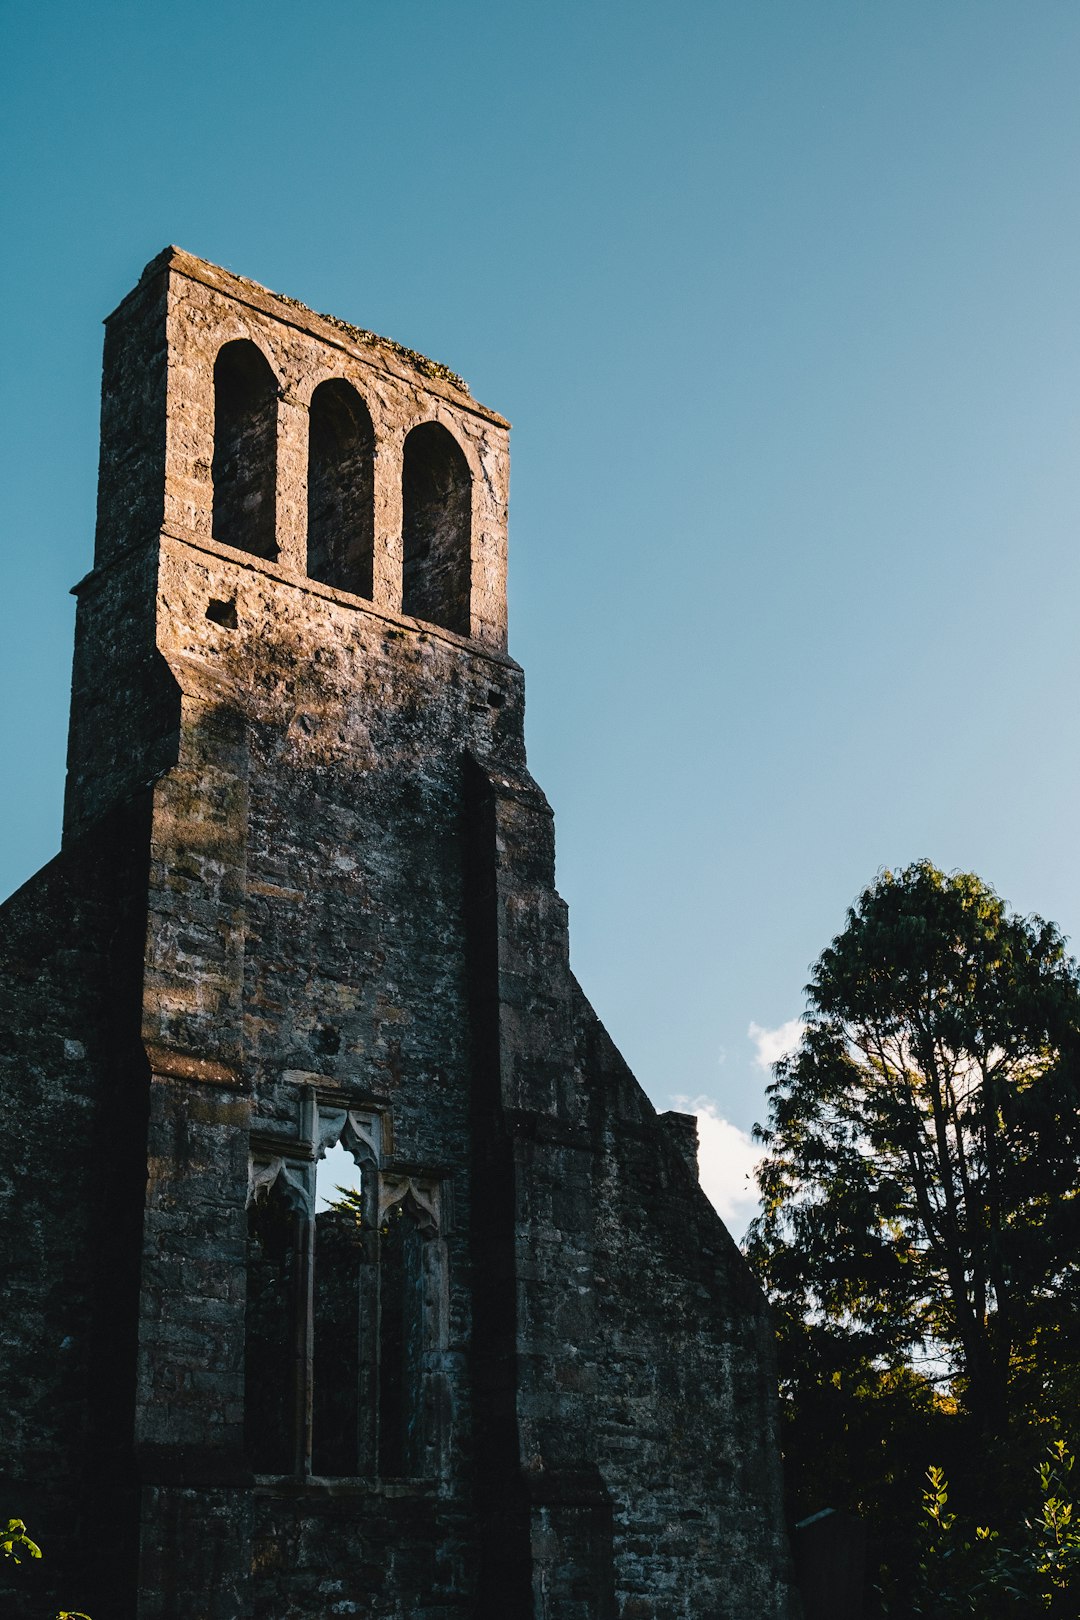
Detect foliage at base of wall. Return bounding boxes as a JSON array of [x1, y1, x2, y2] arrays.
[[2, 1517, 91, 1620]]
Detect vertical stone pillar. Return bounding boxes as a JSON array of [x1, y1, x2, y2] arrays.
[[135, 1065, 253, 1620], [134, 699, 254, 1617], [372, 432, 403, 613], [466, 756, 616, 1620], [164, 278, 214, 543], [274, 394, 309, 575], [468, 435, 509, 649]]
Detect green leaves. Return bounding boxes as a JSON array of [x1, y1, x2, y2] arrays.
[[747, 861, 1080, 1603], [2, 1518, 41, 1563], [904, 1443, 1080, 1616], [2, 1516, 92, 1618], [924, 1465, 954, 1527], [748, 860, 1080, 1432]]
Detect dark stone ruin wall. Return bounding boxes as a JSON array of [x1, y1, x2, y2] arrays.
[[130, 531, 799, 1617], [0, 804, 154, 1620], [64, 543, 180, 844], [467, 751, 800, 1619], [579, 994, 797, 1619], [94, 266, 168, 569], [232, 587, 523, 1616], [463, 754, 611, 1619], [124, 528, 531, 1617], [0, 742, 798, 1620], [0, 248, 800, 1619]]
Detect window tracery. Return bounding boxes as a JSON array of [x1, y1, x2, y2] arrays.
[[245, 1096, 446, 1483]]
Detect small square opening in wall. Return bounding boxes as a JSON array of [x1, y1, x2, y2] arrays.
[[206, 598, 238, 629]]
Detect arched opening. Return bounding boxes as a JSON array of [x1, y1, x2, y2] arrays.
[[312, 1142, 377, 1477], [377, 1196, 432, 1479], [307, 379, 376, 598], [212, 339, 278, 559], [401, 421, 472, 635], [245, 1173, 303, 1474]]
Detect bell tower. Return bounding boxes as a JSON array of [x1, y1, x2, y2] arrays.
[[65, 245, 510, 842], [0, 250, 798, 1620]]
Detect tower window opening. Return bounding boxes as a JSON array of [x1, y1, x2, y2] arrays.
[[212, 340, 278, 559], [307, 379, 376, 599], [401, 421, 472, 636]]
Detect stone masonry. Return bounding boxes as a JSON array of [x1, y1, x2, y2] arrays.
[[0, 248, 800, 1619]]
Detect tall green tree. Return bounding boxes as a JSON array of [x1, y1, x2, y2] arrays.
[[748, 861, 1080, 1523]]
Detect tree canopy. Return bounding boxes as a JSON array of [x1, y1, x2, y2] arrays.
[[750, 860, 1080, 1429], [747, 860, 1080, 1577]]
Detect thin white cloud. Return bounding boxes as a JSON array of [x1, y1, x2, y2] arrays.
[[674, 1095, 762, 1235], [747, 1017, 805, 1071]]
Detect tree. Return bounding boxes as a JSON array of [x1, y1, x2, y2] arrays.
[[747, 861, 1080, 1538]]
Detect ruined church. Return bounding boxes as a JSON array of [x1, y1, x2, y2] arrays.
[[0, 249, 798, 1618]]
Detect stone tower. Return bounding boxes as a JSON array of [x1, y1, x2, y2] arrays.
[[0, 250, 798, 1619]]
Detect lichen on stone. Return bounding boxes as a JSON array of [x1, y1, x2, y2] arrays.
[[272, 292, 469, 393]]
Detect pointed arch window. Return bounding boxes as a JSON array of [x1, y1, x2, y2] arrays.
[[307, 379, 376, 598], [245, 1097, 446, 1483], [375, 1182, 441, 1478], [245, 1164, 306, 1475], [212, 340, 279, 559]]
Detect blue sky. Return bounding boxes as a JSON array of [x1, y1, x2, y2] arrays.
[[5, 1, 1080, 1232]]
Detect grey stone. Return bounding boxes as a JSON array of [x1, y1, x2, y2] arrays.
[[0, 249, 799, 1620]]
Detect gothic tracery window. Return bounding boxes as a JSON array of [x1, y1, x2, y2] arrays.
[[245, 1169, 304, 1475], [245, 1099, 445, 1483]]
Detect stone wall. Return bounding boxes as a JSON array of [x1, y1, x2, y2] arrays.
[[0, 249, 799, 1619], [0, 804, 152, 1618]]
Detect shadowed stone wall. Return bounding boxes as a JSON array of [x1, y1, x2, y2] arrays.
[[0, 249, 799, 1620]]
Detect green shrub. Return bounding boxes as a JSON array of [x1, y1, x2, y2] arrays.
[[900, 1441, 1080, 1616]]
